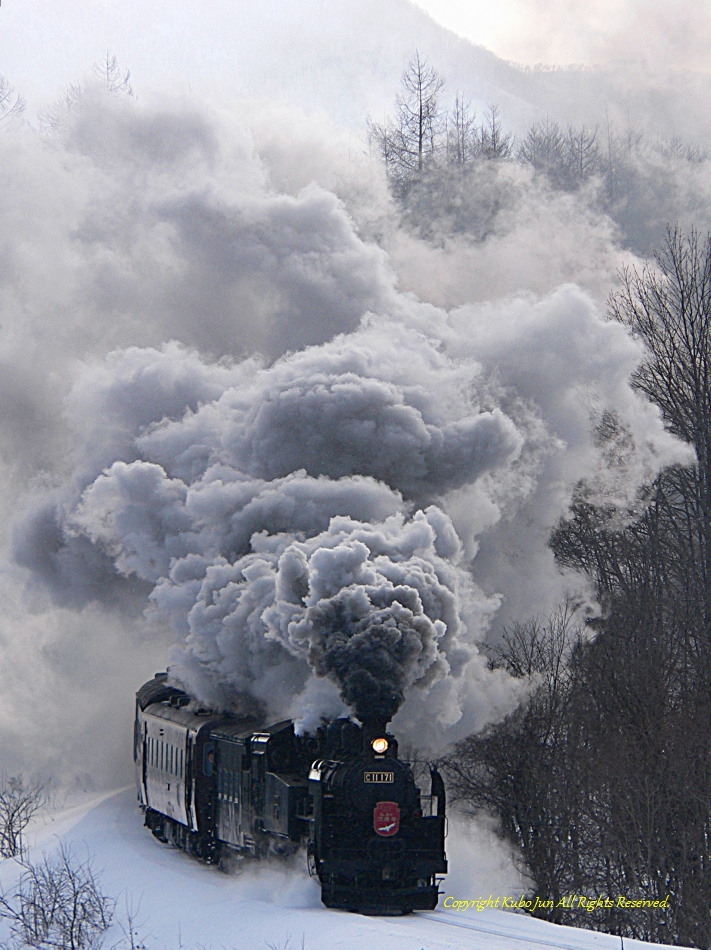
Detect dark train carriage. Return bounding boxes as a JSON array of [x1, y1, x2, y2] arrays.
[[210, 719, 308, 858], [135, 674, 229, 860]]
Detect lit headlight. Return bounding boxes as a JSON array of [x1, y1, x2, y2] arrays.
[[371, 737, 389, 754]]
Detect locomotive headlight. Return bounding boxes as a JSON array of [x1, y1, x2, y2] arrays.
[[371, 737, 389, 754]]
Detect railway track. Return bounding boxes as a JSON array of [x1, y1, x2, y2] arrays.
[[417, 911, 621, 950]]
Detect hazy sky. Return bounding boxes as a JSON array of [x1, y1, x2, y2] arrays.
[[3, 0, 709, 117], [415, 0, 711, 72]]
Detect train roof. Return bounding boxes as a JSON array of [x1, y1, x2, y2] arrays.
[[136, 674, 189, 711], [141, 701, 224, 730], [137, 675, 292, 739], [210, 718, 290, 742]]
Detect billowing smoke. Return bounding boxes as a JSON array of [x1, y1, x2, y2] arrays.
[[0, 85, 693, 777], [17, 323, 523, 742]]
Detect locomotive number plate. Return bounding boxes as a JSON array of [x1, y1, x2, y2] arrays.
[[364, 771, 394, 783]]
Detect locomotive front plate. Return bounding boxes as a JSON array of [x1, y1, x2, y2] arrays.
[[364, 771, 394, 783]]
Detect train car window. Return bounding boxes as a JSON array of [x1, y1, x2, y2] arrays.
[[169, 746, 174, 775], [203, 741, 215, 777]]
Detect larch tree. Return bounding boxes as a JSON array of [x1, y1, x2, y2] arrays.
[[368, 51, 444, 193]]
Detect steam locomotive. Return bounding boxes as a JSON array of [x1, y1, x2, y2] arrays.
[[134, 674, 447, 913]]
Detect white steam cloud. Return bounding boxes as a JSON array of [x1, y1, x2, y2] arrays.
[[0, 86, 692, 779]]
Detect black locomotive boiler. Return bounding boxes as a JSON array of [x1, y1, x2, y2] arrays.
[[134, 674, 447, 913]]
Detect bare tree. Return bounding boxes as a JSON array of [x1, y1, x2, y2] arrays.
[[477, 105, 514, 161], [0, 77, 25, 125], [518, 118, 564, 173], [446, 94, 477, 166], [0, 843, 114, 950], [657, 135, 709, 165], [368, 51, 444, 191], [38, 84, 84, 133], [92, 54, 133, 96], [610, 227, 711, 625], [518, 120, 599, 188], [444, 605, 588, 920], [564, 124, 600, 183], [0, 777, 48, 860], [40, 54, 132, 131], [538, 228, 711, 945]]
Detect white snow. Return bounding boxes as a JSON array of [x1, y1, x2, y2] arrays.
[[0, 789, 691, 950]]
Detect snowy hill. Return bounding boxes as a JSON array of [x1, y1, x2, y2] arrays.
[[6, 0, 711, 140], [0, 790, 690, 950]]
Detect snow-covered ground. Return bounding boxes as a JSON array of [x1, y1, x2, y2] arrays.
[[0, 789, 690, 950]]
